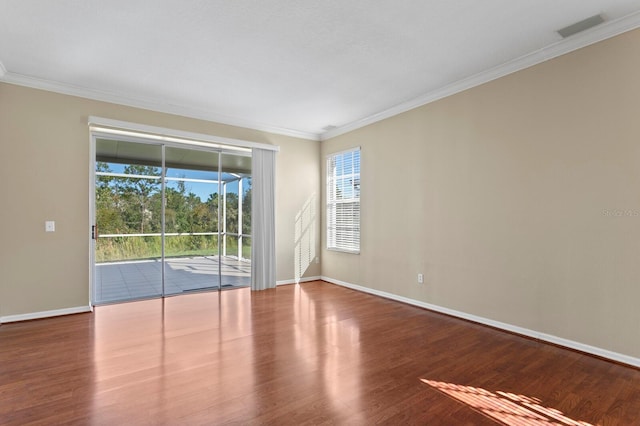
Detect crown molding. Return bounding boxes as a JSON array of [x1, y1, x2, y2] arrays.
[[0, 71, 320, 141], [321, 10, 640, 141], [3, 9, 640, 143]]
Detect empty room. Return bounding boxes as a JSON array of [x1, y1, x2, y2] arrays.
[[2, 1, 640, 424]]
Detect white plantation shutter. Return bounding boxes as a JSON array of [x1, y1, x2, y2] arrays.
[[327, 148, 360, 253]]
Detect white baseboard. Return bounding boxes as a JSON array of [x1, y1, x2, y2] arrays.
[[276, 276, 321, 286], [0, 305, 93, 324], [321, 276, 640, 368]]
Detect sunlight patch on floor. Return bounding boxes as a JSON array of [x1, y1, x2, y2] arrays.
[[421, 379, 593, 426]]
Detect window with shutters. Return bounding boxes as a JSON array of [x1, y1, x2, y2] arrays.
[[326, 148, 360, 253]]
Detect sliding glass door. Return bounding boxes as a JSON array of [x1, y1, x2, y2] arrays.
[[92, 137, 251, 305], [163, 146, 221, 295], [94, 140, 163, 303]]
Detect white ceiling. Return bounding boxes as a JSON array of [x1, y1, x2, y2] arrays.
[[2, 1, 640, 140]]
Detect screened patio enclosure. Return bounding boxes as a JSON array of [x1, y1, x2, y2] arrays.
[[93, 137, 252, 305]]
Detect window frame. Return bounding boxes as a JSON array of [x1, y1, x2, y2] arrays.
[[326, 147, 360, 254]]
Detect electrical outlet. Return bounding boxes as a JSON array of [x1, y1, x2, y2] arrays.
[[315, 257, 320, 264], [45, 221, 55, 232], [417, 273, 424, 284]]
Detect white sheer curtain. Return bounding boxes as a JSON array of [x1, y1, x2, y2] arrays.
[[251, 148, 277, 290]]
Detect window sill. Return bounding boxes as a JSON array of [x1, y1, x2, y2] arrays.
[[327, 247, 360, 255]]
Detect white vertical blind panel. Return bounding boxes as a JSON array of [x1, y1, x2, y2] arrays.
[[251, 148, 277, 290]]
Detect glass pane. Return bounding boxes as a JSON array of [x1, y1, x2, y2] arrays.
[[242, 237, 252, 261], [220, 152, 251, 288], [94, 139, 163, 304], [242, 177, 252, 236], [94, 140, 253, 302], [327, 148, 360, 252], [164, 147, 220, 295], [224, 179, 239, 237]]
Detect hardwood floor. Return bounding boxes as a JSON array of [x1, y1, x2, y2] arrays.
[[1, 281, 639, 425]]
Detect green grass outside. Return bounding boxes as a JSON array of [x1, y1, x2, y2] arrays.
[[96, 235, 251, 263]]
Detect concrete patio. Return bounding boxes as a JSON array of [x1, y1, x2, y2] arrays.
[[95, 256, 250, 304]]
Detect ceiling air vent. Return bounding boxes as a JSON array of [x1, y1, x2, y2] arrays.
[[557, 14, 605, 38]]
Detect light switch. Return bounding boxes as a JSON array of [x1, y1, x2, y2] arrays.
[[45, 221, 55, 232]]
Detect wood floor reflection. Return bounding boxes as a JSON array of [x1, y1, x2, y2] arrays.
[[1, 281, 639, 425]]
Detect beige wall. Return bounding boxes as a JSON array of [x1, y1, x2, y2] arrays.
[[0, 83, 320, 318], [321, 29, 640, 359], [2, 29, 639, 361]]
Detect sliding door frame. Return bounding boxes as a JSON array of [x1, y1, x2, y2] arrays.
[[88, 118, 270, 306]]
